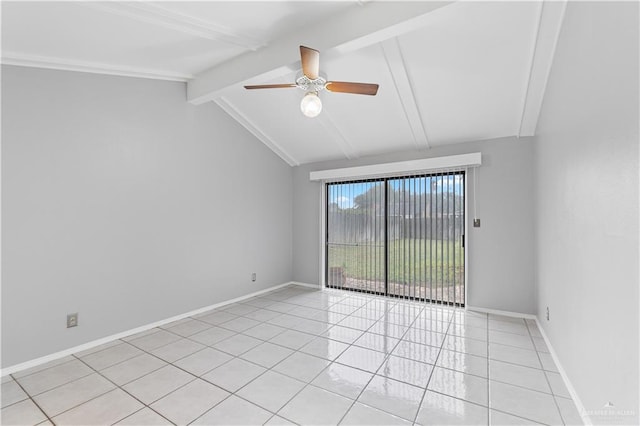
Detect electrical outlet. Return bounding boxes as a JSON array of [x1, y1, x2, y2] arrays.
[[546, 307, 550, 321], [473, 218, 481, 227], [67, 313, 78, 328], [251, 273, 256, 282]]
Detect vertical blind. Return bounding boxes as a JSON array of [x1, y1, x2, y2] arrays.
[[326, 171, 465, 306]]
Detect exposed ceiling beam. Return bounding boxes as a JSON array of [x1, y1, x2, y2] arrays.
[[381, 38, 430, 150], [1, 52, 192, 82], [215, 97, 299, 166], [518, 0, 568, 137], [82, 2, 264, 50], [187, 1, 453, 105]]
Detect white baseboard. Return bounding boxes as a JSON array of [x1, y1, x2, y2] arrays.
[[534, 317, 591, 426], [465, 305, 537, 320], [289, 281, 320, 289], [467, 305, 589, 425], [1, 281, 301, 377], [3, 280, 587, 426]]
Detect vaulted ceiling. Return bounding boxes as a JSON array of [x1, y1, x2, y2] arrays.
[[2, 1, 567, 166]]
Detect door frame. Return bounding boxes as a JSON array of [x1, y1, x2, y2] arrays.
[[320, 172, 468, 306]]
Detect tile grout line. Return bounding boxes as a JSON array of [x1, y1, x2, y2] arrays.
[[11, 366, 95, 406], [186, 290, 363, 424], [203, 296, 455, 425], [486, 312, 491, 425], [189, 288, 363, 423], [265, 297, 397, 424], [116, 406, 170, 425], [74, 320, 288, 424], [10, 298, 435, 409], [31, 292, 396, 422], [79, 305, 470, 390], [20, 356, 144, 425], [525, 320, 568, 425], [9, 357, 80, 383], [336, 303, 449, 424], [239, 302, 453, 421], [113, 326, 300, 417], [490, 408, 549, 425], [334, 307, 419, 425], [409, 307, 457, 425], [199, 291, 533, 422], [82, 340, 153, 371], [8, 375, 55, 425], [6, 287, 318, 425], [177, 297, 352, 351], [70, 355, 179, 425], [5, 286, 575, 426], [80, 302, 319, 425], [187, 359, 278, 424]]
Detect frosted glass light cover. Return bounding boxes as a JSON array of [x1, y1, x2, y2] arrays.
[[300, 92, 322, 118]]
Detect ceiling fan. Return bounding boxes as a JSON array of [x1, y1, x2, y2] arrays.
[[244, 46, 379, 118]]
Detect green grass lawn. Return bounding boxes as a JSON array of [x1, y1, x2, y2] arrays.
[[328, 238, 464, 285]]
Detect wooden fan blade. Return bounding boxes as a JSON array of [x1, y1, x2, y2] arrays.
[[326, 81, 379, 96], [300, 46, 320, 80], [244, 84, 297, 90]]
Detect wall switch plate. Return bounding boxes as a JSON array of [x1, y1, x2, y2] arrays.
[[67, 313, 78, 328], [473, 218, 481, 227], [251, 273, 256, 282]]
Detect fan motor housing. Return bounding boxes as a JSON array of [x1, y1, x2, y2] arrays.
[[295, 74, 327, 92]]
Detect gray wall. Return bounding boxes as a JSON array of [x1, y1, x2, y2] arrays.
[[533, 2, 639, 424], [1, 66, 293, 367], [293, 136, 536, 314]]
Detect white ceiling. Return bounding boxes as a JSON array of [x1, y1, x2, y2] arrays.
[[1, 1, 567, 166]]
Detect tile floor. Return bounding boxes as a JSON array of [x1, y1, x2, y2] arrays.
[[1, 285, 584, 425]]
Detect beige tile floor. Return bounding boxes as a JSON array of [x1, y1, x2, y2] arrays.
[[1, 285, 584, 425]]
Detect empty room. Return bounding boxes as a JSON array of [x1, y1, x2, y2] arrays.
[[1, 1, 638, 425]]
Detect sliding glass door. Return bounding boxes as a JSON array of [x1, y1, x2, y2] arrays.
[[326, 172, 465, 306], [326, 180, 385, 294]]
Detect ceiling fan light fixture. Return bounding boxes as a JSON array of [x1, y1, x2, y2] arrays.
[[300, 91, 322, 118], [245, 46, 379, 116]]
